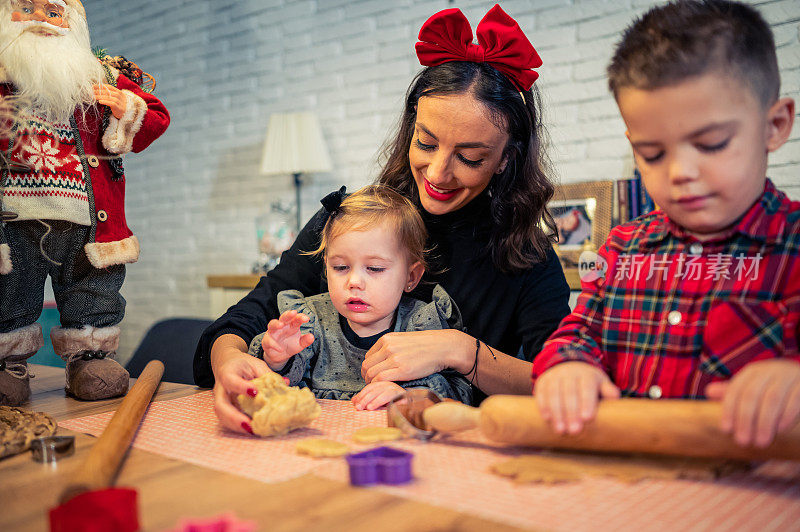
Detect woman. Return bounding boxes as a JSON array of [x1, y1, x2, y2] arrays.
[[195, 5, 571, 434]]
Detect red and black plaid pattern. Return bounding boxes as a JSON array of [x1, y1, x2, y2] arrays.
[[533, 180, 800, 398]]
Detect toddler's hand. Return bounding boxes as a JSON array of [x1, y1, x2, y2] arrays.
[[705, 359, 800, 448], [534, 360, 620, 434], [352, 381, 405, 411], [261, 310, 315, 370]]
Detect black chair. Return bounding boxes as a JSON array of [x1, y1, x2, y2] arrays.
[[126, 318, 213, 385]]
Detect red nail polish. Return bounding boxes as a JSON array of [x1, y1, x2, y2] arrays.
[[247, 388, 257, 397], [283, 377, 290, 385], [241, 421, 254, 434]]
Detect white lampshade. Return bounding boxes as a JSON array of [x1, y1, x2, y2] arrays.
[[260, 112, 332, 175]]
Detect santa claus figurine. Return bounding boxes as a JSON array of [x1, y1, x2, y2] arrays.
[[0, 0, 170, 404]]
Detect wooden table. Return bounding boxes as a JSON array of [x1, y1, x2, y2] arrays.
[[1, 365, 523, 532]]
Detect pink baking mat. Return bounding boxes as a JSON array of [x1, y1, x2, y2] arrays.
[[60, 391, 800, 531]]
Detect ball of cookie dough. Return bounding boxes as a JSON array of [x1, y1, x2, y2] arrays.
[[237, 372, 321, 437]]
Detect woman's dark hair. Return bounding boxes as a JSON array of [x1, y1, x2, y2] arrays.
[[377, 61, 557, 274]]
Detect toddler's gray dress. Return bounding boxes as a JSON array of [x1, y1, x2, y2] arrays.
[[249, 284, 472, 404]]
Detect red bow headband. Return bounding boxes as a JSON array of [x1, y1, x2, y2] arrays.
[[415, 4, 542, 92]]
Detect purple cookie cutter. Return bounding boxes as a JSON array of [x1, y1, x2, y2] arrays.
[[346, 446, 413, 486]]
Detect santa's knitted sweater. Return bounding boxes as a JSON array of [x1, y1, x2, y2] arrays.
[[3, 110, 90, 225]]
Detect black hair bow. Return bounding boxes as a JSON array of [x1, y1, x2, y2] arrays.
[[321, 186, 347, 216]]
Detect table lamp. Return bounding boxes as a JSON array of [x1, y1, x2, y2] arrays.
[[259, 112, 332, 231]]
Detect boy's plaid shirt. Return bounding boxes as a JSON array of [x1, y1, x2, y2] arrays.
[[532, 180, 800, 398]]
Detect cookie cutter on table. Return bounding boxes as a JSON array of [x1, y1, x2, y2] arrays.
[[30, 435, 75, 463], [346, 446, 413, 486], [386, 388, 442, 441]]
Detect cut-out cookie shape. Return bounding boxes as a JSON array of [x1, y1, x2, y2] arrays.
[[295, 438, 350, 457], [492, 452, 750, 484], [352, 426, 402, 443]]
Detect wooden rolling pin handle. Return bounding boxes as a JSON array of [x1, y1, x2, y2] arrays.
[[479, 395, 800, 462], [422, 401, 481, 433], [59, 360, 165, 504]]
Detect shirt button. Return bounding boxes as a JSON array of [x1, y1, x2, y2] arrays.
[[648, 385, 663, 399], [87, 155, 100, 168], [667, 310, 682, 325], [97, 210, 108, 222], [689, 242, 703, 255]]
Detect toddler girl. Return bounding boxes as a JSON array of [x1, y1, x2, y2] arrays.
[[249, 185, 471, 410]]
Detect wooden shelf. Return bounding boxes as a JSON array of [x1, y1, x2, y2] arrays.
[[206, 274, 262, 289], [206, 274, 263, 316], [564, 268, 581, 291]]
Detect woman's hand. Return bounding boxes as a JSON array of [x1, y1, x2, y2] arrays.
[[705, 359, 800, 448], [352, 381, 405, 411], [261, 310, 315, 371], [210, 334, 273, 434], [534, 360, 620, 435], [93, 84, 127, 119], [361, 329, 474, 384]]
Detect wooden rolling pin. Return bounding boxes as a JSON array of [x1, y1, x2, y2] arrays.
[[59, 360, 164, 503], [423, 395, 800, 462]]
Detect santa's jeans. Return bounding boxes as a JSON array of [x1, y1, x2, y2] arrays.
[[0, 220, 125, 333]]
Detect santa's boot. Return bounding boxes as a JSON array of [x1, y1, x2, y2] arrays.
[[51, 325, 129, 401], [0, 323, 44, 406]]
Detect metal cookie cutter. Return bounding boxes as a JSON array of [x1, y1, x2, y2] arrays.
[[31, 436, 75, 463], [386, 388, 442, 440], [346, 446, 413, 486]]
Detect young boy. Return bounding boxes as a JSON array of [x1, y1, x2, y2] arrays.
[[533, 0, 799, 449]]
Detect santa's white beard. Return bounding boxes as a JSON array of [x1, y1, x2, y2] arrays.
[[0, 6, 105, 124]]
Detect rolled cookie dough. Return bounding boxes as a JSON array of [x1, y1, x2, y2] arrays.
[[237, 372, 320, 437], [492, 452, 749, 484], [296, 438, 350, 457], [352, 426, 402, 443]]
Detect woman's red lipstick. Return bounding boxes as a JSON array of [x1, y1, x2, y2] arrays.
[[424, 179, 460, 201]]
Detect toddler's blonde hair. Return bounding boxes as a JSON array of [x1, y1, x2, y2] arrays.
[[310, 185, 427, 269]]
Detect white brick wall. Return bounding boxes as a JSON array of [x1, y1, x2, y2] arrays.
[[79, 0, 800, 363]]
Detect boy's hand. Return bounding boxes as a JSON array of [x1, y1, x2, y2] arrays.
[[534, 360, 620, 434], [261, 310, 315, 371], [705, 359, 800, 448], [352, 381, 405, 411]]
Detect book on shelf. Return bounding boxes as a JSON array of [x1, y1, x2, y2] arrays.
[[628, 174, 640, 219], [614, 171, 657, 227], [616, 178, 628, 226], [636, 168, 656, 214]]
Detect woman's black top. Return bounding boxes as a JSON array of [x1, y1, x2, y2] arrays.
[[193, 189, 571, 403]]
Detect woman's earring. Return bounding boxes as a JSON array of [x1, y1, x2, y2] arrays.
[[496, 156, 509, 174]]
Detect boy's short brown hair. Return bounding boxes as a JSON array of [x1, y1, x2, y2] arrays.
[[311, 185, 428, 269], [607, 0, 779, 106]]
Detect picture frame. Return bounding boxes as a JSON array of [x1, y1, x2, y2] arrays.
[[548, 180, 614, 288]]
